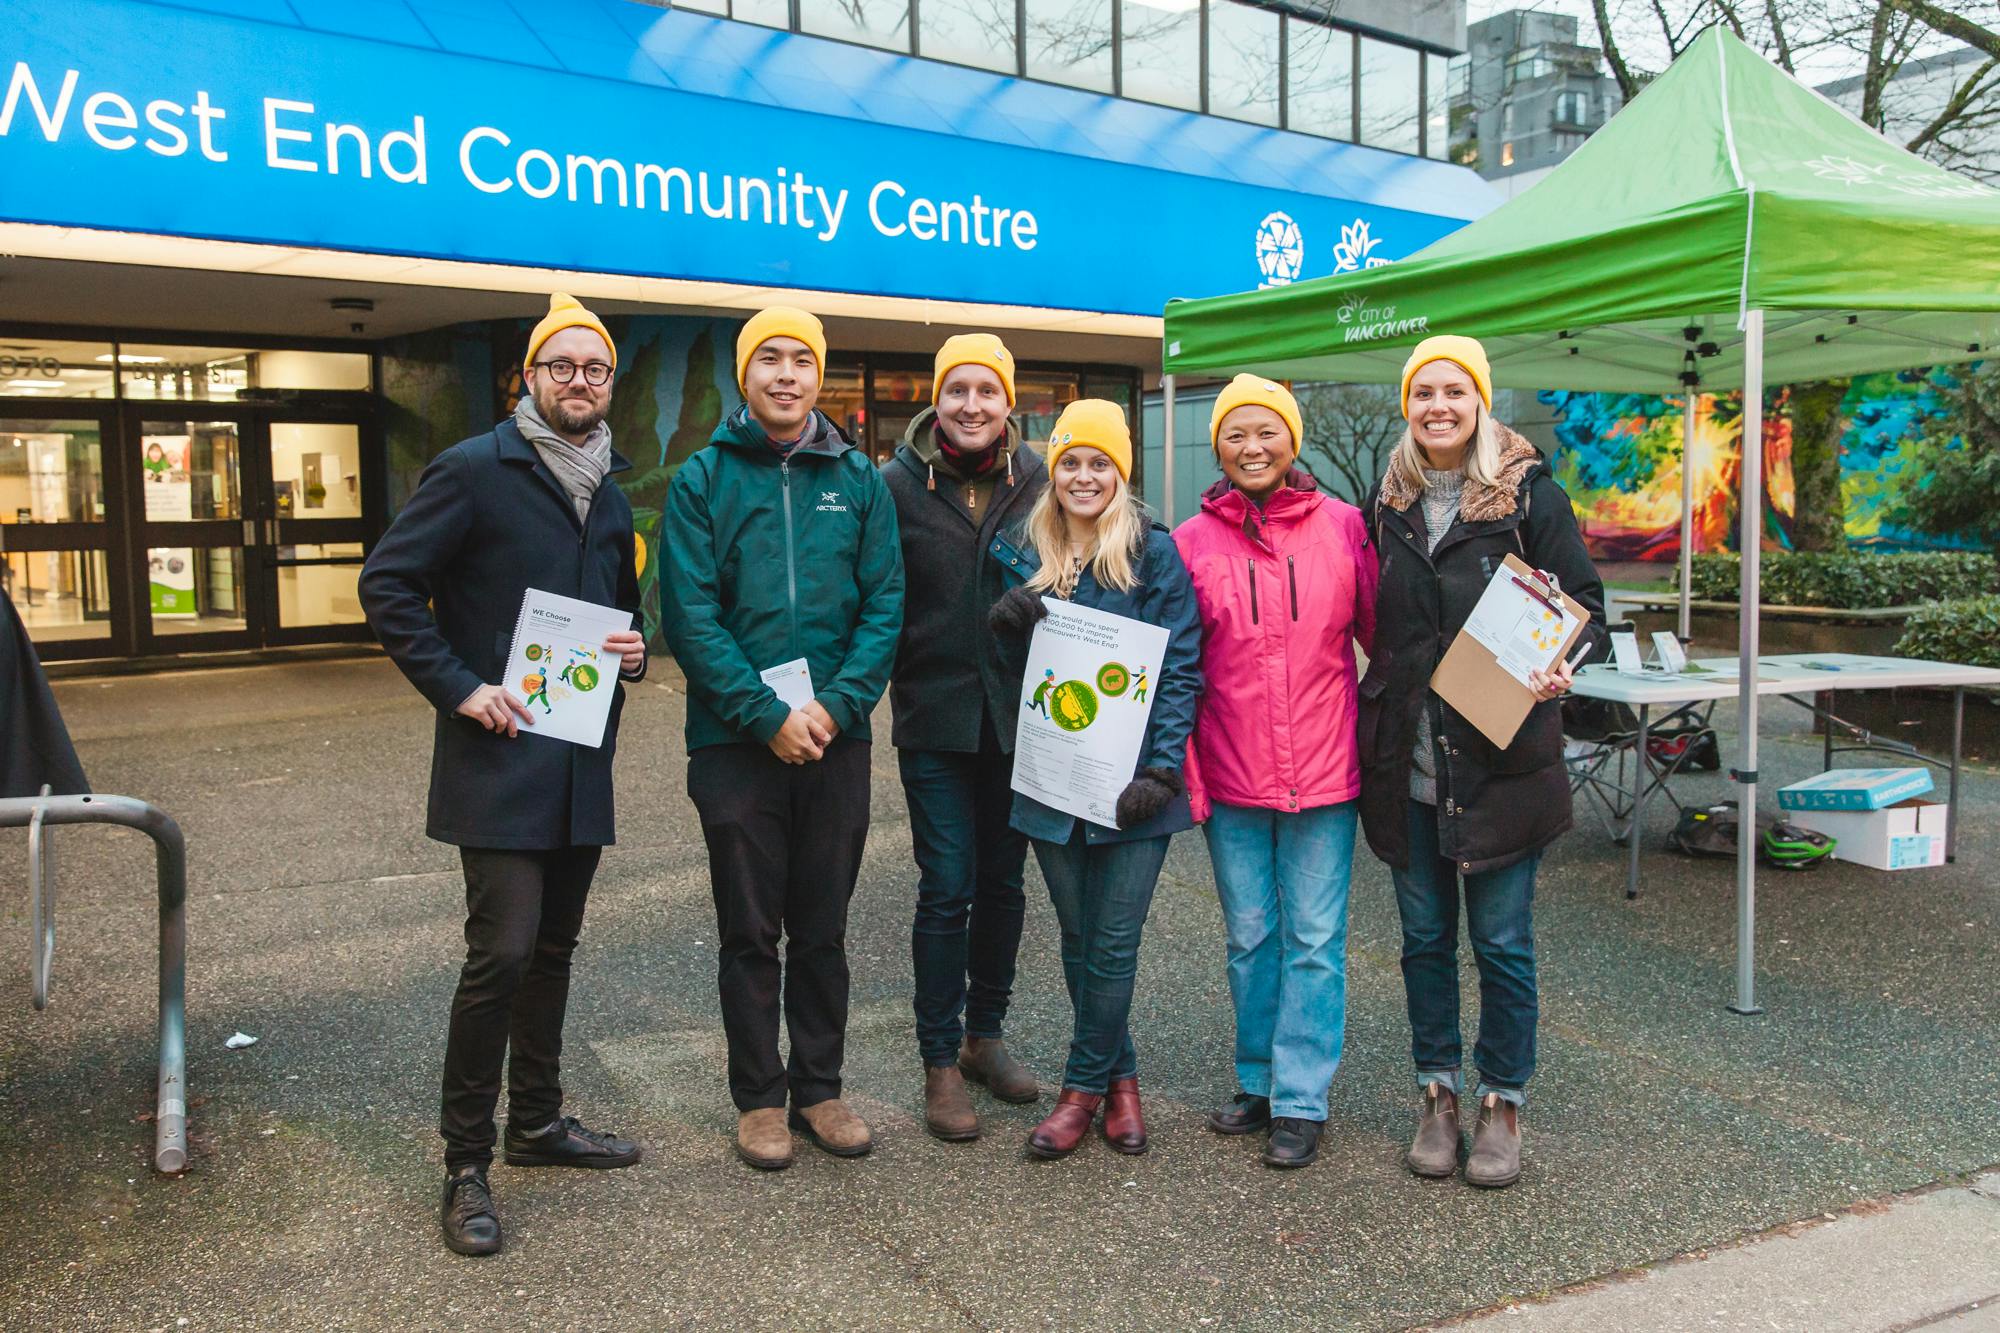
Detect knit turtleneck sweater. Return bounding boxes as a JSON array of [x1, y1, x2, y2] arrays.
[[1411, 466, 1466, 805]]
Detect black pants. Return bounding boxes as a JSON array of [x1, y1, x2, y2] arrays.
[[689, 737, 871, 1111], [899, 724, 1029, 1066], [440, 845, 600, 1171]]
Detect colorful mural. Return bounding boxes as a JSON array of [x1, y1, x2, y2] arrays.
[[1541, 368, 1968, 562]]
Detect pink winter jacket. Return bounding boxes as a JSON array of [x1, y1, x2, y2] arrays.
[[1172, 471, 1378, 823]]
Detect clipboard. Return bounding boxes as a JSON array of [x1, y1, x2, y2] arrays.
[[1431, 554, 1592, 749]]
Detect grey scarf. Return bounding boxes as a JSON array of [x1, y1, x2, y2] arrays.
[[514, 395, 613, 523]]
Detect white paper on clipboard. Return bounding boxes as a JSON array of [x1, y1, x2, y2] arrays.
[[1460, 566, 1582, 686]]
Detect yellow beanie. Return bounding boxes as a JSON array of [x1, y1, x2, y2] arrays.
[[932, 333, 1016, 406], [525, 292, 616, 371], [1209, 374, 1302, 457], [736, 306, 828, 391], [1399, 335, 1492, 418], [1046, 399, 1133, 481]]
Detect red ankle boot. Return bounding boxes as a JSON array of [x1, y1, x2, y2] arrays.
[[1102, 1076, 1148, 1154], [1026, 1090, 1102, 1160]]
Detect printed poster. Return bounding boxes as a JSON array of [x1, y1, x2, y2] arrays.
[[1011, 600, 1168, 829], [141, 434, 196, 618]]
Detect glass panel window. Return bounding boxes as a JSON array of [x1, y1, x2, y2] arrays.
[[1024, 0, 1114, 94], [141, 422, 242, 521], [269, 423, 363, 519], [276, 542, 367, 628], [815, 364, 869, 458], [1359, 35, 1421, 154], [799, 0, 911, 52], [1425, 52, 1450, 158], [1014, 372, 1080, 455], [732, 0, 789, 27], [117, 345, 369, 401], [1, 419, 104, 523], [867, 365, 932, 463], [0, 339, 116, 399], [673, 0, 729, 14], [4, 547, 112, 643], [1207, 1, 1281, 127], [147, 545, 245, 635], [921, 0, 1019, 72], [1120, 0, 1200, 110], [1286, 20, 1352, 140]]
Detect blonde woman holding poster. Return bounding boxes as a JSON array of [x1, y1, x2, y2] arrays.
[[985, 399, 1202, 1161]]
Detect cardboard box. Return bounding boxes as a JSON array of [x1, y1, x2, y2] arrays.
[[1789, 799, 1948, 871], [1777, 767, 1934, 812]]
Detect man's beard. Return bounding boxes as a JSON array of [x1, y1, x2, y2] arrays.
[[538, 387, 606, 436]]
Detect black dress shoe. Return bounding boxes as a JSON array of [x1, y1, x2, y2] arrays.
[[503, 1114, 643, 1169], [440, 1166, 502, 1257], [1262, 1116, 1323, 1169], [1205, 1092, 1271, 1136]]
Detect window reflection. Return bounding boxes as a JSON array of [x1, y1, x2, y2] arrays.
[[1207, 1, 1281, 127], [1287, 19, 1353, 140], [799, 0, 911, 52], [1, 420, 104, 524], [1119, 0, 1199, 110], [1359, 34, 1421, 153], [0, 340, 116, 400], [1024, 0, 1114, 94], [921, 0, 1018, 72], [1426, 52, 1451, 158]]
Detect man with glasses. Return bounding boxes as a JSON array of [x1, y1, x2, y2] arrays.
[[361, 293, 648, 1257]]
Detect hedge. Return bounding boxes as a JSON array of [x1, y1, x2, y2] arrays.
[[1686, 551, 1998, 608], [1892, 596, 2000, 669]]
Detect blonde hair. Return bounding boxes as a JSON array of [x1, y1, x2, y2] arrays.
[[1023, 471, 1147, 596], [1387, 404, 1504, 495]]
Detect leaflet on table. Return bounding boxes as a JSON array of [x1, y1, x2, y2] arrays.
[[1460, 566, 1582, 687], [1010, 601, 1169, 829], [760, 657, 815, 710], [504, 588, 631, 748]]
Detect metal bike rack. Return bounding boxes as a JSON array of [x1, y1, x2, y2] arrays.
[[3, 789, 189, 1173]]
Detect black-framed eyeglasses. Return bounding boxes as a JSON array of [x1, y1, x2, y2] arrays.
[[533, 359, 613, 386]]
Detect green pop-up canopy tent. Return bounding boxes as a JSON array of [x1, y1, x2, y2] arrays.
[[1163, 25, 2000, 1013]]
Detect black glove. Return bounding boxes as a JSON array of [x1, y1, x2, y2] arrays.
[[1115, 767, 1184, 830], [988, 585, 1049, 638]]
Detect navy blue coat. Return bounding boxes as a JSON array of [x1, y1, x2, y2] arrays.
[[359, 420, 643, 850], [992, 522, 1203, 846]]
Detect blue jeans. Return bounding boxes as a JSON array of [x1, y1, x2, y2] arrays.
[[1033, 827, 1169, 1094], [899, 741, 1030, 1066], [1390, 800, 1539, 1106], [1202, 801, 1357, 1122]]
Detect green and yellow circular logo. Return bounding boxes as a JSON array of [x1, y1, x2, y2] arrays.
[[570, 664, 601, 693], [524, 643, 545, 662], [1048, 680, 1099, 732], [1097, 662, 1130, 697]]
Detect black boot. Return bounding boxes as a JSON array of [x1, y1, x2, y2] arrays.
[[1205, 1091, 1271, 1136], [1262, 1116, 1323, 1169], [503, 1114, 643, 1169], [440, 1166, 502, 1257]]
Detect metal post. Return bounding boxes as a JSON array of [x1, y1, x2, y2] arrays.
[[1679, 392, 1696, 642], [1730, 310, 1765, 1017], [1161, 373, 1177, 528], [1948, 685, 1963, 863], [1628, 704, 1649, 899]]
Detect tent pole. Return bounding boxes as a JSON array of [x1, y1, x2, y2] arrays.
[[1679, 393, 1696, 641], [1730, 310, 1765, 1017], [1162, 373, 1177, 527]]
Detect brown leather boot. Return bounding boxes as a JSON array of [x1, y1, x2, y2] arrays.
[[1405, 1080, 1460, 1178], [923, 1064, 980, 1142], [1102, 1076, 1148, 1155], [789, 1099, 873, 1158], [1026, 1089, 1101, 1160], [1464, 1094, 1521, 1188], [960, 1036, 1040, 1104], [735, 1107, 793, 1171]]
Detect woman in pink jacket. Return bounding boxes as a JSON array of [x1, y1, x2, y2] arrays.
[[1172, 375, 1378, 1169]]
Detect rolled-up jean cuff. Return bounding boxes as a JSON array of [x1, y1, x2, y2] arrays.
[[1475, 1080, 1526, 1108], [1415, 1068, 1462, 1096]]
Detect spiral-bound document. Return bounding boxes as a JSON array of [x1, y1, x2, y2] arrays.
[[503, 588, 632, 748]]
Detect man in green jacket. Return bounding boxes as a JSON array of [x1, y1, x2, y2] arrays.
[[660, 305, 904, 1172]]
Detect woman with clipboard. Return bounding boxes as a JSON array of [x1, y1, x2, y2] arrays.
[[1359, 336, 1605, 1189]]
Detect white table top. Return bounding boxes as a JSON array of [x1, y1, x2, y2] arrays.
[[1570, 652, 2000, 707]]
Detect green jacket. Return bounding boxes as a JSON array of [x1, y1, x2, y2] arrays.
[[660, 405, 905, 752]]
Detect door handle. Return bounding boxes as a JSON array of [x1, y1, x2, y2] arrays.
[[243, 519, 256, 546], [266, 518, 281, 546]]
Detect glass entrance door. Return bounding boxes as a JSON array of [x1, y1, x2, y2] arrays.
[[261, 420, 372, 644], [0, 411, 122, 659]]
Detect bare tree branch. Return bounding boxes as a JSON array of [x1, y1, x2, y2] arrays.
[[1594, 0, 1643, 100], [1883, 0, 2000, 61], [1710, 0, 1749, 42], [1906, 54, 2000, 151], [1762, 0, 1795, 71]]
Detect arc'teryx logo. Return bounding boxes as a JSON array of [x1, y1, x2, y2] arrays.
[[815, 490, 848, 513]]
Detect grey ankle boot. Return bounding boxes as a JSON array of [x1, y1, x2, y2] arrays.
[[1464, 1093, 1521, 1188], [1405, 1081, 1460, 1178]]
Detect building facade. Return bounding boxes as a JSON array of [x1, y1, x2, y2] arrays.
[[1449, 7, 1621, 199], [2, 0, 1486, 661]]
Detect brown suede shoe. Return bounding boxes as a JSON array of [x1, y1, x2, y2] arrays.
[[1405, 1080, 1460, 1179], [789, 1098, 873, 1158], [959, 1036, 1040, 1104], [735, 1107, 793, 1172], [1464, 1094, 1521, 1188], [924, 1064, 980, 1142]]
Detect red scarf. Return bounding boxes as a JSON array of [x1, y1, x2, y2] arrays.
[[933, 421, 1003, 479]]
